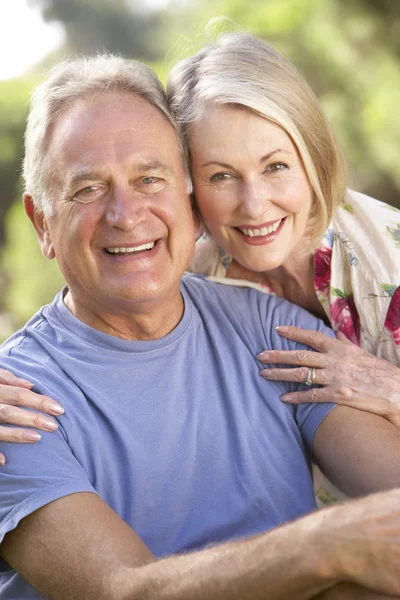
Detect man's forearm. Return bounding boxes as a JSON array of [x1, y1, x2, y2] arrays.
[[313, 583, 400, 599], [112, 517, 336, 600], [113, 488, 400, 600]]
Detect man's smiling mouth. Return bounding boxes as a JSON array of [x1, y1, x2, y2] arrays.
[[105, 241, 156, 255]]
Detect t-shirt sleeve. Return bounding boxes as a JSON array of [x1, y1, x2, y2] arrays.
[[263, 296, 338, 455], [0, 359, 98, 571]]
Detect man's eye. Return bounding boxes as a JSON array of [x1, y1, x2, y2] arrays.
[[137, 177, 165, 192], [209, 172, 231, 182], [74, 186, 103, 202], [141, 177, 160, 184]]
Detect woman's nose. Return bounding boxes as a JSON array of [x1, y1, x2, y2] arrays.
[[240, 180, 270, 220]]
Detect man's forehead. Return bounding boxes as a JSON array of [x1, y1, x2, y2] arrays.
[[49, 90, 175, 150], [49, 94, 181, 171]]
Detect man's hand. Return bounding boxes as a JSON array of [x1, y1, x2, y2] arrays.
[[306, 488, 400, 597], [257, 326, 400, 427]]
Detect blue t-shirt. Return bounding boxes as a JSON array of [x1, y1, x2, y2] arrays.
[[0, 275, 336, 599]]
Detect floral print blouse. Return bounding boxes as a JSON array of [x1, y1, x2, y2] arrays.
[[191, 189, 400, 367]]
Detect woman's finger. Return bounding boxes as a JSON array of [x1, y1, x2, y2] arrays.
[[260, 365, 328, 385], [280, 384, 354, 405], [335, 330, 354, 344], [275, 325, 339, 353], [257, 348, 327, 368], [0, 452, 5, 466], [0, 384, 64, 416], [0, 403, 59, 431], [0, 424, 42, 444], [0, 369, 33, 388]]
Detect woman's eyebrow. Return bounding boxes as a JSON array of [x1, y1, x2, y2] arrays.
[[200, 149, 291, 168]]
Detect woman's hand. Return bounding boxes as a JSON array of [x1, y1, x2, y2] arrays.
[[257, 325, 400, 428], [0, 369, 64, 465]]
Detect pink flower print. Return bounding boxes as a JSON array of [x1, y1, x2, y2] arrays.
[[330, 290, 360, 345], [384, 286, 400, 346], [313, 246, 332, 297]]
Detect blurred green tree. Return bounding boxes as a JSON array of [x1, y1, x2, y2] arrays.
[[0, 0, 399, 334], [29, 0, 167, 59]]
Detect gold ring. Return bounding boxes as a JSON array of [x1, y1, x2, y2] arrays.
[[304, 367, 316, 386]]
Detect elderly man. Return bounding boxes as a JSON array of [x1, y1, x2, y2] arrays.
[[0, 55, 400, 600]]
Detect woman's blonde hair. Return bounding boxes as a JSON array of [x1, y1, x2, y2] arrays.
[[167, 31, 347, 248]]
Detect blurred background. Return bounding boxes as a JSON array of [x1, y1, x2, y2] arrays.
[[0, 0, 399, 340]]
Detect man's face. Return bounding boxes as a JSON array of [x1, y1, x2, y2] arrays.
[[30, 91, 196, 320]]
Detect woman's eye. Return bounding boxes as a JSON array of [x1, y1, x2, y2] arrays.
[[209, 172, 232, 182], [267, 162, 288, 173]]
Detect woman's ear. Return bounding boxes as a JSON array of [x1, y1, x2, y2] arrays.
[[23, 193, 56, 260]]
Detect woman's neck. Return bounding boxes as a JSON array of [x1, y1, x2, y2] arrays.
[[226, 250, 326, 321]]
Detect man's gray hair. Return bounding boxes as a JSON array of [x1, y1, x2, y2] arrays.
[[23, 54, 191, 215]]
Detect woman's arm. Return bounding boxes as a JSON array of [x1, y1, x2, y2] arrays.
[[0, 368, 63, 464], [258, 326, 400, 427]]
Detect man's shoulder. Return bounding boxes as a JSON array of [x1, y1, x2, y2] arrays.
[[181, 273, 331, 336], [0, 292, 74, 395], [0, 305, 52, 358]]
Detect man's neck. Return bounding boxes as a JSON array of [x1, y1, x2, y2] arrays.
[[63, 289, 185, 341]]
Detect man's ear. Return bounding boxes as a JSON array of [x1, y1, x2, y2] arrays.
[[23, 193, 55, 260]]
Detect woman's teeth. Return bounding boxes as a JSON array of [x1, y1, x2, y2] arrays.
[[238, 219, 282, 237]]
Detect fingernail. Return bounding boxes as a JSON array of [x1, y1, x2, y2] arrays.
[[275, 326, 288, 333], [43, 419, 58, 431], [0, 456, 5, 466], [280, 394, 292, 402], [257, 351, 270, 360], [25, 431, 41, 442], [259, 369, 272, 378], [50, 403, 64, 415]]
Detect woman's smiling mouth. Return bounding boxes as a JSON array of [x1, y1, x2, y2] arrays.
[[234, 217, 286, 244]]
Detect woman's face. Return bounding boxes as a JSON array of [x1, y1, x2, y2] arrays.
[[189, 106, 314, 272]]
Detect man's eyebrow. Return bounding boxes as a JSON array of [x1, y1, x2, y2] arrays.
[[135, 161, 173, 176], [200, 149, 291, 168], [66, 161, 173, 188], [67, 169, 104, 188]]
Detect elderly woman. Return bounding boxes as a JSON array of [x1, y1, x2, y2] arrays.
[[0, 32, 399, 484], [168, 32, 400, 405]]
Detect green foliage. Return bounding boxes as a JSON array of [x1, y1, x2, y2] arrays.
[[0, 0, 399, 333], [2, 202, 65, 328], [0, 77, 36, 249]]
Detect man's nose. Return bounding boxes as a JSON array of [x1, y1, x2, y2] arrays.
[[240, 180, 270, 220], [104, 188, 144, 230]]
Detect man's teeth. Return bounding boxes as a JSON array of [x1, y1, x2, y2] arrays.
[[106, 242, 155, 254], [238, 220, 282, 237]]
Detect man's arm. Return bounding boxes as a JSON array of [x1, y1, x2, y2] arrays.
[[312, 405, 400, 496], [4, 488, 400, 600], [313, 584, 399, 599], [1, 491, 335, 600]]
